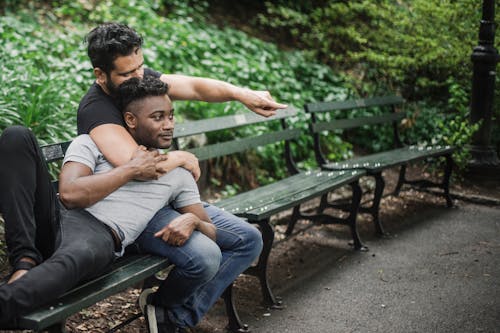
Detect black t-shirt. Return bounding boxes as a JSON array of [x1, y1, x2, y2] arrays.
[[77, 68, 162, 135]]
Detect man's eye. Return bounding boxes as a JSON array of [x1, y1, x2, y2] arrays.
[[153, 115, 163, 121]]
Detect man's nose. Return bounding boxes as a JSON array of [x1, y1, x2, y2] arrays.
[[162, 118, 174, 130], [132, 68, 144, 79], [132, 70, 143, 79]]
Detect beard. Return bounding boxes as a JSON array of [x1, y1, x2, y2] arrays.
[[105, 75, 119, 97]]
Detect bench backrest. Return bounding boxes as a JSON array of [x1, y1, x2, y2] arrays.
[[172, 106, 302, 189], [40, 140, 72, 190], [304, 95, 405, 166]]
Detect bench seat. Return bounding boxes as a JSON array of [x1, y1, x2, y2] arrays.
[[305, 95, 455, 236], [18, 254, 170, 332], [323, 145, 454, 172]]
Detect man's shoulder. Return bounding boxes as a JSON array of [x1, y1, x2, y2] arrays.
[[69, 134, 99, 153], [78, 83, 114, 110]]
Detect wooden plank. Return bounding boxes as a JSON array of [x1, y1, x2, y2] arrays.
[[187, 128, 301, 161], [174, 107, 299, 138], [215, 170, 338, 214], [41, 141, 71, 163], [19, 255, 170, 330], [243, 170, 365, 220], [323, 146, 454, 172], [215, 169, 365, 220], [311, 112, 405, 133], [305, 95, 404, 113]]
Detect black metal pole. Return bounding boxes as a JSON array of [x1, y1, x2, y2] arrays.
[[467, 0, 500, 179]]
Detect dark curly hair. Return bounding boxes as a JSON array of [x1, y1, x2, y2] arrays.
[[116, 77, 169, 113], [86, 22, 143, 74]]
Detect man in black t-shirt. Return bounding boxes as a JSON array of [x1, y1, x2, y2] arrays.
[[75, 23, 283, 332]]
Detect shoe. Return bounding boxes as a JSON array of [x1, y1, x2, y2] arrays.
[[140, 289, 183, 333], [144, 304, 181, 333]]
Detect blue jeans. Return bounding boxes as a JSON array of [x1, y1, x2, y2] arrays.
[[135, 203, 263, 328]]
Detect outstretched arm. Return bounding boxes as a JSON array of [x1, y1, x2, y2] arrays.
[[161, 74, 288, 117]]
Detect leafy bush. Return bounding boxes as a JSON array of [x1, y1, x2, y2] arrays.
[[0, 0, 351, 190]]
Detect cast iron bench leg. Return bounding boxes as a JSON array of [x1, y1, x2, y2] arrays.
[[245, 219, 282, 308], [394, 164, 407, 196], [223, 284, 250, 333], [370, 173, 387, 236], [285, 205, 301, 236], [348, 181, 367, 251]]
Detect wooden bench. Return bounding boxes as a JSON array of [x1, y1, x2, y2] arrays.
[[15, 141, 247, 333], [172, 107, 367, 308], [305, 95, 454, 235]]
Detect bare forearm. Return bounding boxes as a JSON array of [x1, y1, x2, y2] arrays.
[[178, 205, 215, 241], [195, 220, 217, 241], [162, 74, 240, 102]]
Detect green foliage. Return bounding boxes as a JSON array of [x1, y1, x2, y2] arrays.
[[402, 85, 479, 172], [0, 12, 91, 144], [0, 0, 350, 189], [257, 0, 496, 165]]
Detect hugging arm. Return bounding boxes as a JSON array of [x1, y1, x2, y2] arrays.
[[89, 124, 201, 180], [59, 147, 167, 209]]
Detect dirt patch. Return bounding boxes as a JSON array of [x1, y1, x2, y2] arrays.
[[1, 165, 498, 332]]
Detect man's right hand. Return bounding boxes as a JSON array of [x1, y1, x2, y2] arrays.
[[129, 146, 168, 180], [158, 150, 201, 181]]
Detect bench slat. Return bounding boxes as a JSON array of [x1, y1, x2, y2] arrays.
[[187, 128, 301, 161], [215, 170, 337, 213], [243, 170, 364, 220], [311, 112, 405, 133], [305, 95, 404, 113], [41, 141, 72, 163], [174, 107, 299, 138], [19, 255, 170, 330], [323, 146, 454, 172], [215, 169, 365, 221]]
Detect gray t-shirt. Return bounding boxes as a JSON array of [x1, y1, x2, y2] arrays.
[[63, 135, 200, 254]]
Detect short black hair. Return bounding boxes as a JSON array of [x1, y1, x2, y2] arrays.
[[116, 77, 169, 113], [86, 22, 143, 74]]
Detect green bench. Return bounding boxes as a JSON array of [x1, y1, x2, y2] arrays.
[[305, 95, 454, 235], [15, 141, 247, 333], [172, 106, 367, 308]]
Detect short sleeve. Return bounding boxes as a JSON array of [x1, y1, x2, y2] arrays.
[[63, 135, 99, 171], [167, 168, 202, 208]]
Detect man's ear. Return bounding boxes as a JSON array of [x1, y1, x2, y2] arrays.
[[93, 67, 106, 85], [123, 111, 137, 129]]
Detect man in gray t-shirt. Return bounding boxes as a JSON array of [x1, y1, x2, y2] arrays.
[[58, 76, 225, 332], [63, 134, 201, 254]]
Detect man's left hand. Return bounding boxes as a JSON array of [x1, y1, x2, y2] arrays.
[[239, 89, 288, 117], [154, 213, 198, 246]]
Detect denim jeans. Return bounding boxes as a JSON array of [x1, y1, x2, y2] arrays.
[[135, 203, 263, 328]]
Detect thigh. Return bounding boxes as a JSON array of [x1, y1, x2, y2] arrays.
[[135, 205, 221, 267], [202, 203, 261, 250], [58, 209, 116, 280]]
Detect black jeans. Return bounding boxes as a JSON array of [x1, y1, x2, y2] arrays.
[[0, 126, 116, 327]]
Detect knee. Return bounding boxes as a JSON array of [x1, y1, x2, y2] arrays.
[[242, 225, 263, 259], [0, 126, 35, 152], [183, 242, 221, 282]]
